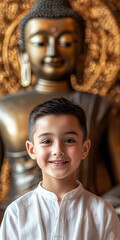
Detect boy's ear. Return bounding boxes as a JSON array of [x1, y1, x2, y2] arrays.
[[26, 140, 36, 160], [81, 139, 91, 159]]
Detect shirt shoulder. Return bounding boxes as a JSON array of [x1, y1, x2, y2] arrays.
[[83, 189, 114, 212], [6, 186, 38, 216], [83, 189, 120, 226]]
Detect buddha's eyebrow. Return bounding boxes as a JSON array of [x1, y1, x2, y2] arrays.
[[58, 30, 76, 35], [29, 30, 50, 38], [29, 30, 76, 39], [55, 30, 78, 38]]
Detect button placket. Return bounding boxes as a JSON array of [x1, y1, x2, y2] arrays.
[[53, 200, 65, 240]]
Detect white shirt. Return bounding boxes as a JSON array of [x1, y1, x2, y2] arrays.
[[0, 181, 120, 240]]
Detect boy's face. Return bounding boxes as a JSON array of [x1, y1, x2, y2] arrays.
[[26, 114, 91, 183]]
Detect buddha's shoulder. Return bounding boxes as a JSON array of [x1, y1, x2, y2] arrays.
[[69, 91, 117, 108]]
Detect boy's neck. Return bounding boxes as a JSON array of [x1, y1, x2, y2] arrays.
[[42, 174, 78, 205]]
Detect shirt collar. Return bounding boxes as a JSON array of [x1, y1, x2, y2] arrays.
[[35, 180, 84, 201]]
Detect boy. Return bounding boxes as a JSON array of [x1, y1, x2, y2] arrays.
[[0, 97, 120, 240]]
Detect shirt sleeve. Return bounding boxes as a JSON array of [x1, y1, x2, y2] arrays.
[[103, 206, 120, 240], [0, 206, 19, 240]]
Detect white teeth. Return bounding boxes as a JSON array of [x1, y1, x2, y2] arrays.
[[51, 161, 68, 164], [48, 160, 69, 164], [54, 161, 63, 163]]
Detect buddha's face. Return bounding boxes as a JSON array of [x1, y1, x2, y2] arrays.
[[24, 18, 82, 81]]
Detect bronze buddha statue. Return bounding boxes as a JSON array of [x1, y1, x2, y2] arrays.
[[0, 0, 120, 210]]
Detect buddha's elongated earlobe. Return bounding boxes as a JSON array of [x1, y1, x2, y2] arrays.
[[19, 52, 31, 87]]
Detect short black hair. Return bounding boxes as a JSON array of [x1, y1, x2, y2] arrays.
[[28, 97, 87, 142]]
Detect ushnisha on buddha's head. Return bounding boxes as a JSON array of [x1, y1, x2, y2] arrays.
[[18, 0, 86, 85]]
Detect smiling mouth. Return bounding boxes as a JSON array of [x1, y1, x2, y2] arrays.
[[48, 160, 69, 166], [49, 161, 69, 163]]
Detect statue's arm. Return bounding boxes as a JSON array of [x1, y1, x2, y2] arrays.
[[0, 134, 4, 171], [108, 108, 120, 184], [0, 104, 6, 172]]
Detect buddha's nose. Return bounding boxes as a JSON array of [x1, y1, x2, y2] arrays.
[[46, 37, 58, 57]]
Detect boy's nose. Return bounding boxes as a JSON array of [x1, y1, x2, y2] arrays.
[[52, 151, 64, 157], [52, 142, 65, 157]]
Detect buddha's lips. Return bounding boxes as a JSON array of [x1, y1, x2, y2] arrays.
[[42, 57, 64, 67]]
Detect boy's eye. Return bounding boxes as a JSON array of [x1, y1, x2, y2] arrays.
[[41, 140, 52, 144], [64, 138, 75, 144]]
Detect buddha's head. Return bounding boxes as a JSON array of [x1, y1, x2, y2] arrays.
[[19, 0, 86, 85]]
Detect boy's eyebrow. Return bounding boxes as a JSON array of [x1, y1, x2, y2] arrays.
[[63, 131, 79, 136], [38, 131, 79, 138], [38, 133, 53, 138]]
